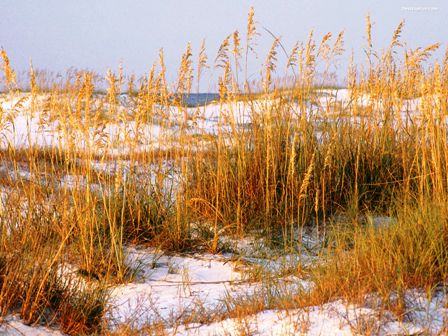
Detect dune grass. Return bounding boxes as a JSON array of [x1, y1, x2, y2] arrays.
[[311, 201, 448, 311], [0, 9, 447, 334]]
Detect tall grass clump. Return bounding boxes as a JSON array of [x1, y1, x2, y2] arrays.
[[185, 14, 448, 250]]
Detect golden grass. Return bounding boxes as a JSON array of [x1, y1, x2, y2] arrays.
[[0, 9, 447, 334]]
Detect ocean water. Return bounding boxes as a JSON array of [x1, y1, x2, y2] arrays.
[[180, 93, 220, 107], [117, 92, 221, 108]]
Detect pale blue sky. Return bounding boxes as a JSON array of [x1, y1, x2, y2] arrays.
[[1, 0, 446, 90]]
